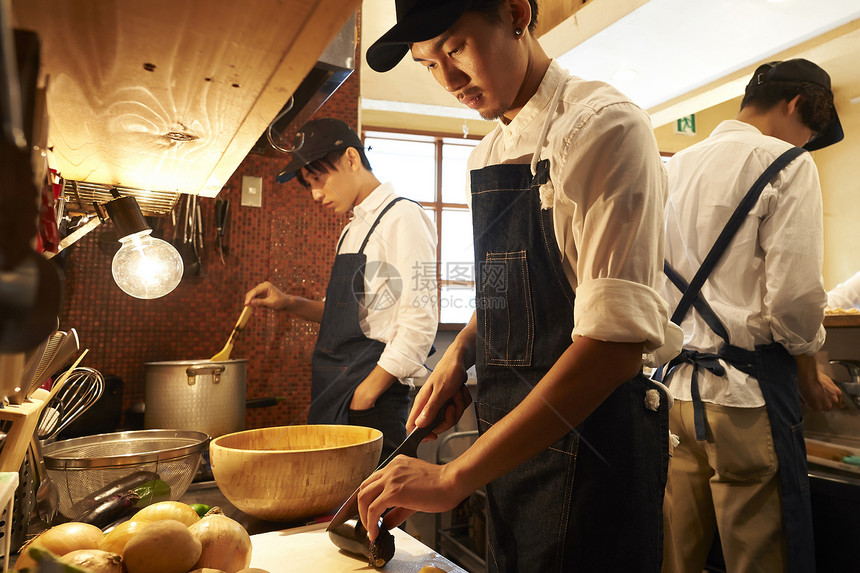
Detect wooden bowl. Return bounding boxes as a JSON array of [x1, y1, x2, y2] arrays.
[[209, 425, 382, 522]]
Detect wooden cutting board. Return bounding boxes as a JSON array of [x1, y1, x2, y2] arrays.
[[249, 523, 467, 573]]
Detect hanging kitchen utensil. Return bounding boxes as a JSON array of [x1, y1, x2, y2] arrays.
[[210, 306, 253, 362], [174, 194, 199, 278], [185, 194, 201, 276], [215, 198, 229, 264], [193, 196, 204, 275], [169, 197, 183, 253]]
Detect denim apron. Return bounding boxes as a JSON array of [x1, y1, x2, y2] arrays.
[[308, 198, 411, 460], [662, 146, 814, 573], [471, 156, 669, 572]]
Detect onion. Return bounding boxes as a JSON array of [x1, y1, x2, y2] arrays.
[[60, 549, 124, 573], [131, 500, 201, 526], [100, 519, 148, 554], [14, 522, 104, 571], [189, 514, 252, 573], [123, 519, 202, 573]]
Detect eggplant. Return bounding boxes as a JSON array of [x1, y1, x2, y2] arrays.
[[68, 470, 159, 517], [74, 491, 140, 528], [328, 518, 395, 568]]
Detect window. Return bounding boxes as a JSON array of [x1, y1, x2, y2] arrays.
[[364, 130, 480, 327]]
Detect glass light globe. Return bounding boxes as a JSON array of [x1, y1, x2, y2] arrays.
[[111, 230, 184, 299]]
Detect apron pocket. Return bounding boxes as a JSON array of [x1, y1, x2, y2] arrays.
[[706, 404, 778, 480], [481, 250, 534, 367]]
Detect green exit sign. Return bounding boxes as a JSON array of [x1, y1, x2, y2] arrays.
[[674, 114, 696, 135]]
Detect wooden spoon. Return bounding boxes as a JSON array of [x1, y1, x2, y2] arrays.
[[210, 306, 253, 362]]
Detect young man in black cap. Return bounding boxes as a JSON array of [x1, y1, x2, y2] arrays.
[[659, 59, 843, 573], [244, 118, 437, 463], [357, 1, 682, 571]]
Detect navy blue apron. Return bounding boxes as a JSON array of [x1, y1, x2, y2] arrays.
[[309, 198, 412, 461], [661, 146, 814, 573], [471, 159, 669, 572]]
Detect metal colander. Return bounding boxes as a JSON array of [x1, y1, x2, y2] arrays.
[[42, 429, 209, 519]]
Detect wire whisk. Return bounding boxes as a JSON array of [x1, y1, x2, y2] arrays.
[[37, 367, 105, 440]]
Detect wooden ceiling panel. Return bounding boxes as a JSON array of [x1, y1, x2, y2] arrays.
[[12, 0, 360, 197]]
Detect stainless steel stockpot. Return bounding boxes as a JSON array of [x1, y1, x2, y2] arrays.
[[144, 359, 247, 438]]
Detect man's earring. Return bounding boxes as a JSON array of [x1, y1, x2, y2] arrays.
[[514, 27, 523, 37]]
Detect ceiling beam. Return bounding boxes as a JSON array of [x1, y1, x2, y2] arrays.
[[534, 0, 588, 38], [538, 0, 650, 57]]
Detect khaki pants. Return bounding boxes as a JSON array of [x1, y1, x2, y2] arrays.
[[662, 400, 786, 573]]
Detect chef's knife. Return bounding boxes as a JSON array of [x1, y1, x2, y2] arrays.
[[326, 396, 455, 531]]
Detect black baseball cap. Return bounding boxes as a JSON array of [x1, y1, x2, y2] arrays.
[[366, 0, 475, 73], [276, 118, 363, 183], [748, 59, 843, 151]]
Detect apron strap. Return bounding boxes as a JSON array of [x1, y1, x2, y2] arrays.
[[336, 196, 421, 255], [530, 81, 565, 177], [665, 349, 725, 440], [664, 146, 805, 440], [358, 197, 418, 254], [664, 261, 730, 343], [335, 228, 350, 254], [669, 146, 806, 326]]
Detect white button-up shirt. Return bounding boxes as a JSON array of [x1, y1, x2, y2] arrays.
[[337, 182, 438, 385], [466, 60, 681, 365], [827, 271, 860, 310], [663, 119, 827, 407]]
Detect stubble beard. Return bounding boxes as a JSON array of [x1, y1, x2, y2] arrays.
[[475, 96, 510, 121]]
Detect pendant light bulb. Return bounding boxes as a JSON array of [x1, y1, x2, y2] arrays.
[[104, 194, 184, 299], [111, 230, 183, 299]]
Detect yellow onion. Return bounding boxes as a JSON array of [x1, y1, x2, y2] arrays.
[[123, 519, 202, 573], [60, 549, 124, 573], [130, 500, 200, 526], [189, 514, 252, 573], [14, 522, 104, 570], [100, 519, 148, 554]]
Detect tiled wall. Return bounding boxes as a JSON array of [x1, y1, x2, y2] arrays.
[[58, 71, 360, 432]]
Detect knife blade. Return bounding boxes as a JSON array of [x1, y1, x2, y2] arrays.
[[326, 396, 455, 531]]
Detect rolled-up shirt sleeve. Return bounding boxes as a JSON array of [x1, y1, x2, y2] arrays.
[[760, 157, 827, 355], [554, 102, 680, 362]]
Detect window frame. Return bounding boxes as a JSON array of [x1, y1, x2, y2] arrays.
[[363, 127, 483, 330]]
